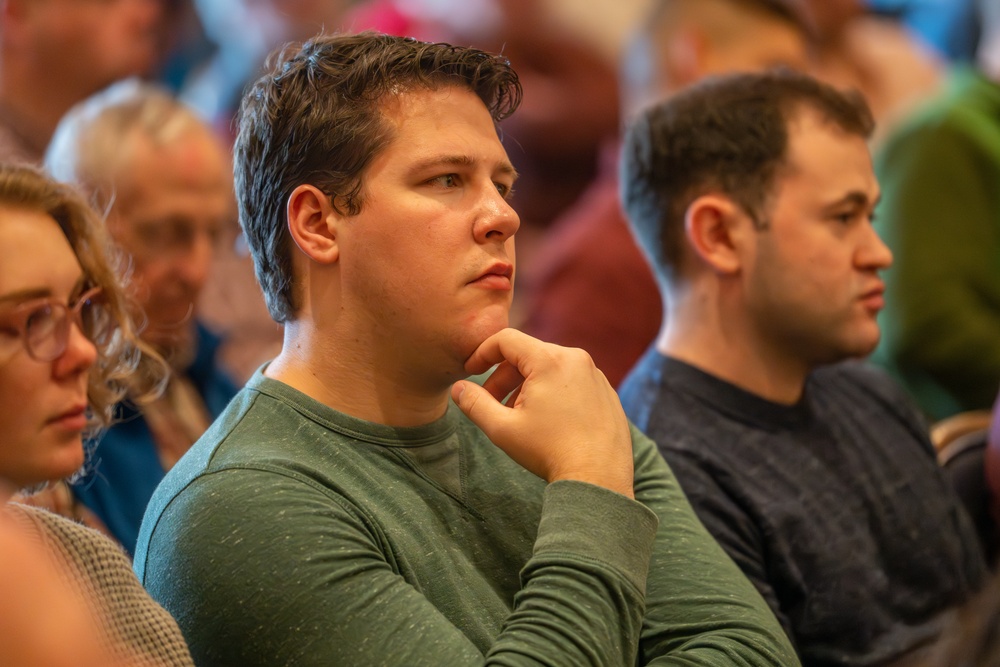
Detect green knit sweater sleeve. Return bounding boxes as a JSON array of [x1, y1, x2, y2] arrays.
[[629, 426, 800, 666]]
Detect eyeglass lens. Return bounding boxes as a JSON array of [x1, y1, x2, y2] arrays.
[[24, 289, 112, 361]]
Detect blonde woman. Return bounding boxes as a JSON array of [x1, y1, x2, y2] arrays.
[[0, 164, 192, 667]]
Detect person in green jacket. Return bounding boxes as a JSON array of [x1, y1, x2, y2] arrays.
[[134, 31, 797, 667], [872, 0, 1000, 420]]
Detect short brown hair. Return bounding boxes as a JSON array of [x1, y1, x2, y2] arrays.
[[621, 68, 873, 283], [235, 31, 522, 322]]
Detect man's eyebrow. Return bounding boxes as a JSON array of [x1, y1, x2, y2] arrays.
[[824, 191, 880, 210], [410, 154, 519, 180]]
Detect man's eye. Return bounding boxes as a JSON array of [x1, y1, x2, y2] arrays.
[[495, 182, 514, 199], [138, 223, 193, 247], [430, 174, 458, 188]]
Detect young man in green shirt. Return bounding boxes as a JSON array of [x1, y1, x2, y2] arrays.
[[135, 32, 796, 666]]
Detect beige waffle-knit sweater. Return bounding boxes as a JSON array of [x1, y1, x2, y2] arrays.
[[7, 503, 193, 667]]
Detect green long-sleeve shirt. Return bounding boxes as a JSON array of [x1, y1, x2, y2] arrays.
[[135, 371, 797, 666], [873, 67, 1000, 420]]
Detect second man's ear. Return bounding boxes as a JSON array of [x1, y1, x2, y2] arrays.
[[286, 184, 339, 265], [683, 194, 751, 275]]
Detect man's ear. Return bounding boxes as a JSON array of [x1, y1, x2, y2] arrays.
[[287, 184, 339, 265], [683, 194, 749, 274]]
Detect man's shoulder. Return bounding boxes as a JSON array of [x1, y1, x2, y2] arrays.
[[619, 354, 754, 458], [811, 361, 923, 419], [812, 359, 897, 392], [810, 361, 933, 447]]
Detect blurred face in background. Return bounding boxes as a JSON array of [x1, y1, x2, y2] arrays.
[[18, 0, 163, 93], [623, 0, 810, 118], [800, 0, 866, 39], [108, 127, 233, 353]]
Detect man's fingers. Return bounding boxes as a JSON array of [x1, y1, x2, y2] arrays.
[[504, 384, 522, 408], [481, 361, 525, 403], [464, 328, 540, 375]]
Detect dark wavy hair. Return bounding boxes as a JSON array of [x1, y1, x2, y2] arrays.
[[234, 31, 522, 322]]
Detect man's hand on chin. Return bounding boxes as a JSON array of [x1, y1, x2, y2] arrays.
[[451, 328, 635, 498]]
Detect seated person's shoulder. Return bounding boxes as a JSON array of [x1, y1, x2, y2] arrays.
[[814, 359, 898, 392], [814, 361, 925, 418]]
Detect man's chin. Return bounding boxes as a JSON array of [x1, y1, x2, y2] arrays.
[[464, 317, 510, 350], [142, 320, 197, 361]]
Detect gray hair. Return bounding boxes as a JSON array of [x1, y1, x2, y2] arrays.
[[45, 78, 209, 210]]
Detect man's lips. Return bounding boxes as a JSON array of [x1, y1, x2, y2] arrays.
[[471, 262, 514, 290], [859, 284, 885, 311]]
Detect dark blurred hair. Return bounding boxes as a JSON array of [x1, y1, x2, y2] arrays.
[[235, 31, 522, 322], [621, 68, 873, 283]]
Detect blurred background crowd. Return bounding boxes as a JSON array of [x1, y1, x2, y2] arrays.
[[2, 0, 998, 540], [8, 1, 1000, 664]]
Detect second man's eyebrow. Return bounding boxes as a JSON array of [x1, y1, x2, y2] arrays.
[[823, 191, 880, 211]]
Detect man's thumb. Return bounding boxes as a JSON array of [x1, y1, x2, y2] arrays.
[[451, 380, 504, 431]]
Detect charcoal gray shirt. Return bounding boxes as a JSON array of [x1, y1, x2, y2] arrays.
[[619, 353, 989, 666]]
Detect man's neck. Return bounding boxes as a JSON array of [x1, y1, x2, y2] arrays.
[[658, 294, 810, 405], [265, 322, 453, 428]]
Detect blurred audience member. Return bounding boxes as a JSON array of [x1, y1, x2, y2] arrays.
[[871, 0, 1000, 420], [619, 68, 999, 666], [803, 0, 945, 146], [0, 0, 162, 164], [46, 81, 239, 555], [154, 0, 216, 92], [869, 0, 980, 63], [519, 0, 811, 386], [183, 0, 355, 141], [0, 164, 191, 666]]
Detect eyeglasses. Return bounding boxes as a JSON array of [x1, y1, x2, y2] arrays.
[[3, 287, 114, 362]]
